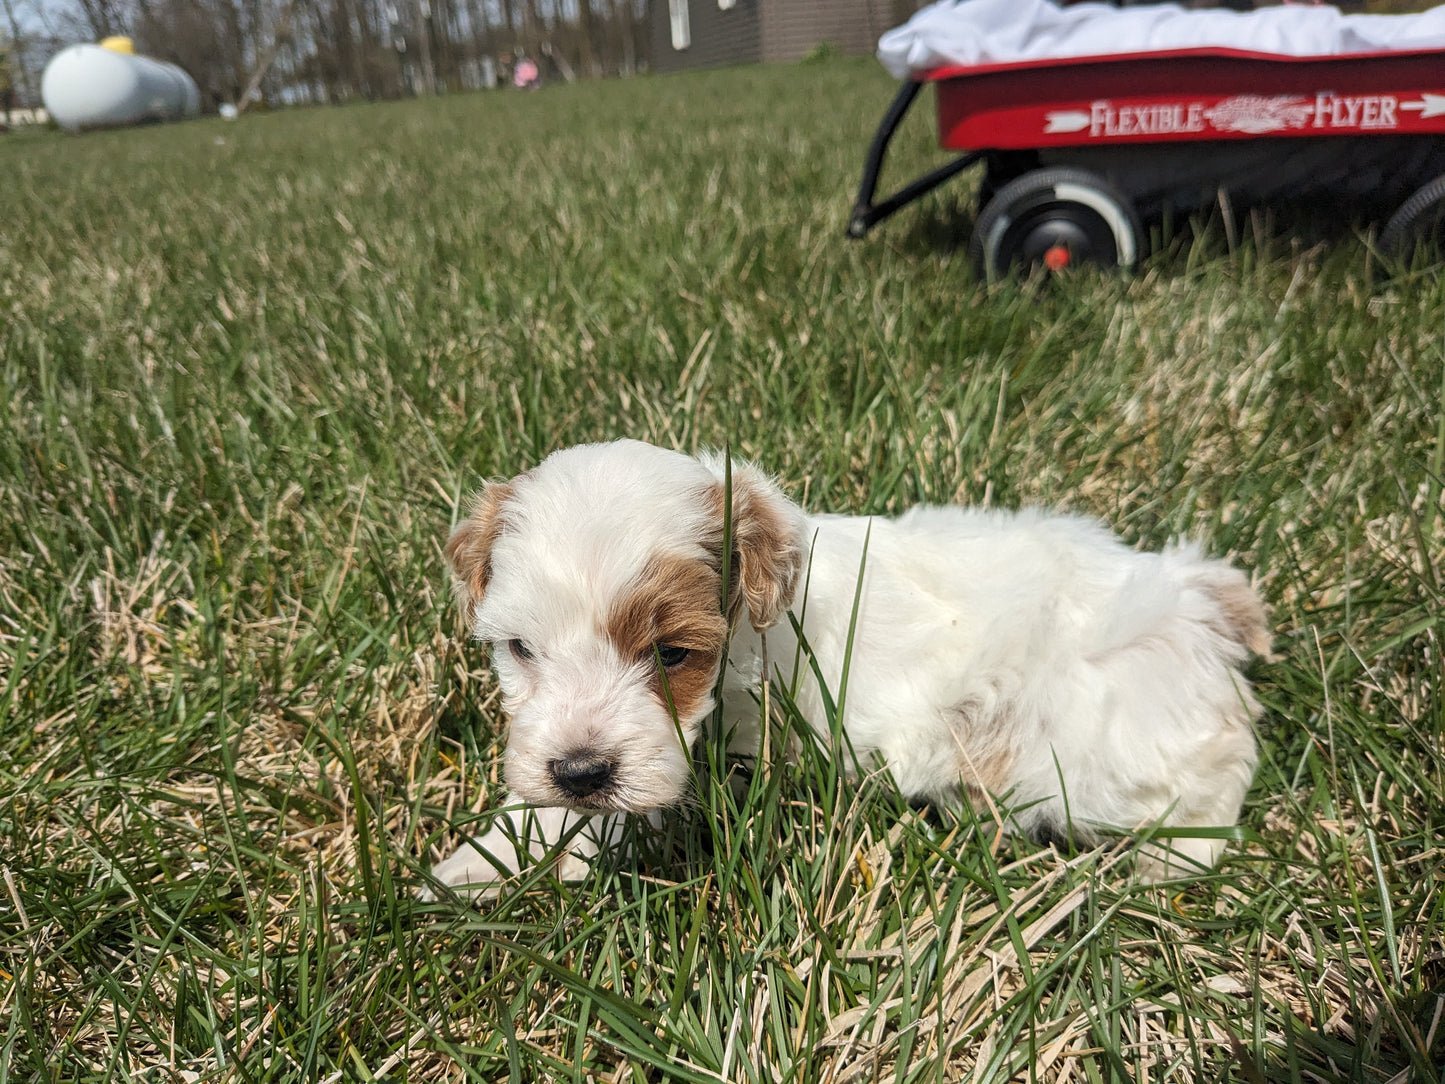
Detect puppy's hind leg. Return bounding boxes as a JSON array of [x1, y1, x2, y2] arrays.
[[1132, 550, 1267, 880], [1134, 725, 1257, 881]]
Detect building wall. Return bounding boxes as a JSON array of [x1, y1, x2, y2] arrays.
[[650, 0, 763, 74], [758, 0, 895, 64]]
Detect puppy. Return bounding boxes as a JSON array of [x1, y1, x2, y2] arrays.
[[428, 439, 1267, 896]]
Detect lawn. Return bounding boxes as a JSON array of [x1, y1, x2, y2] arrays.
[[0, 56, 1441, 1083]]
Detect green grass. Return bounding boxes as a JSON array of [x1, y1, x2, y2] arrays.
[[1, 57, 1442, 1082]]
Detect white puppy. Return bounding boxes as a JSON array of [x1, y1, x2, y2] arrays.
[[429, 439, 1267, 896]]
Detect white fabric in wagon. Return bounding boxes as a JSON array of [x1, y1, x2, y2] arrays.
[[878, 0, 1445, 79]]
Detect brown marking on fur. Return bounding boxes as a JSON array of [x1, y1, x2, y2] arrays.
[[958, 741, 1017, 810], [606, 555, 730, 721], [950, 700, 1018, 809], [700, 484, 744, 626], [705, 468, 804, 632], [960, 747, 1016, 809], [444, 481, 514, 624], [1205, 570, 1272, 657]]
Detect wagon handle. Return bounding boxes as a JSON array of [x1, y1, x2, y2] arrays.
[[848, 79, 982, 239]]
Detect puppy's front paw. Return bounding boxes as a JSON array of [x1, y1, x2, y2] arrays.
[[420, 827, 524, 901], [419, 806, 607, 902]]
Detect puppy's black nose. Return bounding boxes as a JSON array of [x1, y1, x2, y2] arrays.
[[548, 754, 615, 798]]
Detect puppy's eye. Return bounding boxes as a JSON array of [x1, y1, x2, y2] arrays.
[[506, 639, 534, 661], [653, 644, 689, 668]]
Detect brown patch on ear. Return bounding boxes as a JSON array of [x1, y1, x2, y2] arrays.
[[606, 556, 729, 721], [708, 468, 805, 632], [444, 481, 514, 624], [1203, 568, 1272, 658]]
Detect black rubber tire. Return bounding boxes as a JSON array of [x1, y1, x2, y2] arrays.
[[970, 167, 1144, 282], [1379, 172, 1445, 261]]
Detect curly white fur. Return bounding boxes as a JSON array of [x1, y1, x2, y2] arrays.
[[427, 439, 1267, 898]]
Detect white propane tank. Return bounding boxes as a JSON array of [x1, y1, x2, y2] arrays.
[[41, 37, 201, 132]]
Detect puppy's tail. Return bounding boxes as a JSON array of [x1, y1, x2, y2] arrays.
[[1184, 555, 1272, 659]]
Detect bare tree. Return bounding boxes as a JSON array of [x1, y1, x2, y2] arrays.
[[409, 0, 435, 93], [72, 0, 129, 38], [27, 0, 655, 110], [134, 0, 237, 107], [0, 0, 33, 109], [233, 0, 297, 110]]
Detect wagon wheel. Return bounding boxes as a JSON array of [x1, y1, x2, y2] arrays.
[[970, 167, 1143, 281], [1379, 173, 1445, 262]]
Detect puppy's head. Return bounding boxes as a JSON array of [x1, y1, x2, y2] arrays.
[[445, 440, 805, 812]]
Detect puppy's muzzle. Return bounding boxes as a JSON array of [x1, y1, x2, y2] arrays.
[[548, 753, 616, 799]]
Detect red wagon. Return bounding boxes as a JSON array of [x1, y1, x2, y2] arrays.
[[849, 0, 1445, 277]]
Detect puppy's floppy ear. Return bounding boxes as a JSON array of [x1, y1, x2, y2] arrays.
[[445, 481, 514, 624], [702, 456, 807, 632]]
